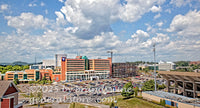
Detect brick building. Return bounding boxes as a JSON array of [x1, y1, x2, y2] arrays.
[[112, 63, 137, 78], [189, 61, 200, 65], [4, 69, 56, 82], [4, 70, 40, 82], [61, 56, 112, 81], [39, 69, 53, 80], [0, 81, 22, 108]]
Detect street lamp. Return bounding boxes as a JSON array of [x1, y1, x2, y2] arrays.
[[107, 50, 113, 78], [107, 50, 114, 100], [153, 43, 157, 91]]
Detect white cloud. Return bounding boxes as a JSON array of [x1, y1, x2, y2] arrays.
[[118, 30, 151, 51], [154, 13, 161, 19], [1, 4, 8, 10], [58, 0, 64, 3], [59, 0, 120, 39], [138, 33, 169, 48], [45, 9, 48, 14], [0, 29, 121, 62], [116, 31, 171, 62], [156, 21, 163, 27], [162, 39, 200, 61], [41, 2, 45, 6], [170, 0, 191, 7], [165, 9, 171, 13], [57, 0, 166, 39], [119, 0, 165, 22], [167, 10, 200, 37], [1, 9, 122, 62], [150, 33, 169, 44], [150, 6, 162, 13], [131, 30, 150, 40], [145, 23, 152, 31], [162, 10, 200, 61], [5, 13, 49, 34], [55, 11, 66, 25], [2, 0, 200, 62], [28, 3, 37, 7]]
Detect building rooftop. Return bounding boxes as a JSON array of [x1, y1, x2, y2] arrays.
[[158, 71, 200, 77], [144, 91, 200, 106], [0, 81, 19, 98]]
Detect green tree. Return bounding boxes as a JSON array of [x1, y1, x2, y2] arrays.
[[0, 65, 29, 74], [71, 103, 75, 108], [143, 68, 149, 73], [29, 92, 34, 98], [121, 82, 134, 98], [48, 80, 52, 85], [160, 99, 166, 106], [39, 80, 45, 85], [158, 84, 166, 90], [40, 77, 48, 85], [134, 87, 139, 97], [5, 65, 12, 71], [31, 89, 43, 106], [29, 81, 35, 85], [12, 65, 22, 71], [110, 102, 115, 108], [42, 76, 47, 81], [23, 65, 29, 70], [142, 80, 155, 91], [13, 78, 19, 85], [192, 65, 199, 70], [175, 61, 189, 66]]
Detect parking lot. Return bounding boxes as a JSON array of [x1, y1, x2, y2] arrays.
[[18, 78, 129, 104], [18, 76, 165, 105]]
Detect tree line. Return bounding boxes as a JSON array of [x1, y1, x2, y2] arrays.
[[0, 65, 29, 74]]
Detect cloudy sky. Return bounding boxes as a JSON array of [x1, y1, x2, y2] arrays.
[[0, 0, 200, 63]]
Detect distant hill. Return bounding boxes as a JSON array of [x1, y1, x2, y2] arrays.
[[28, 62, 43, 65], [11, 61, 28, 66], [0, 61, 42, 66], [0, 63, 11, 66]]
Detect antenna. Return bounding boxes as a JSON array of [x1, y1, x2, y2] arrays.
[[153, 43, 156, 91], [107, 49, 114, 78], [35, 55, 37, 65]]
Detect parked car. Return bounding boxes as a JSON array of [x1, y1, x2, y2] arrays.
[[97, 93, 101, 96], [79, 94, 86, 96]]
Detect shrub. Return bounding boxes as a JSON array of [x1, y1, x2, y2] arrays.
[[110, 102, 114, 108]]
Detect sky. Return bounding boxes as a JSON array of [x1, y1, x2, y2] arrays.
[[0, 0, 200, 63]]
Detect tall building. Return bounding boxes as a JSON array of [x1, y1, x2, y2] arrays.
[[158, 61, 176, 71], [55, 54, 67, 68], [42, 60, 55, 69], [61, 56, 111, 81], [112, 63, 137, 78], [29, 54, 67, 70]]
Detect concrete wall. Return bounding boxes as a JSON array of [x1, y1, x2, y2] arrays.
[[142, 92, 200, 108]]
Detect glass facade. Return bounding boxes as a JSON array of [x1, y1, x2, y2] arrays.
[[36, 71, 40, 81], [23, 74, 27, 79], [14, 74, 18, 79]]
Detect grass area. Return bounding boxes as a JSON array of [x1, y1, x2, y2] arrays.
[[20, 93, 29, 98], [69, 103, 97, 108], [17, 85, 20, 88], [100, 95, 163, 108], [27, 103, 52, 107]]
